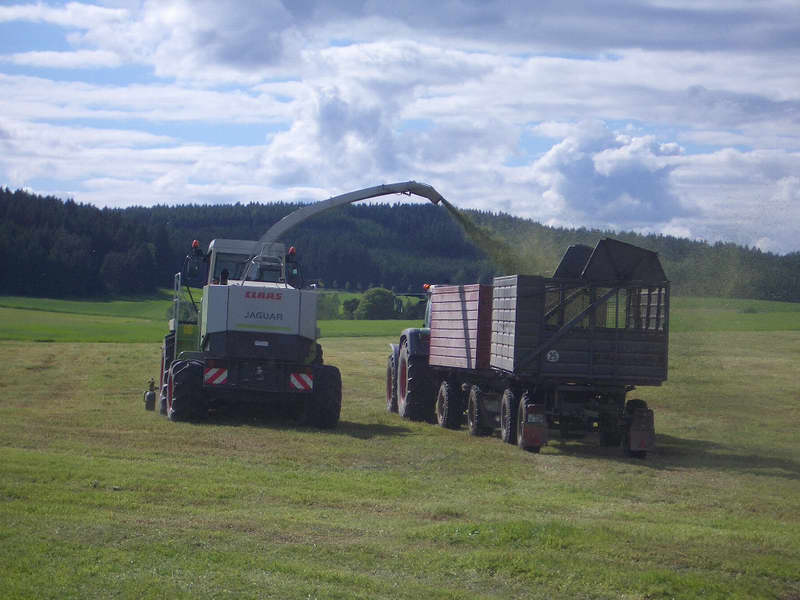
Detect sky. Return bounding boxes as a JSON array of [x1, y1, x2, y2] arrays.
[[1, 1, 799, 254]]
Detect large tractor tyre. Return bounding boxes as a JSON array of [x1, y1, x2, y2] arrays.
[[312, 343, 324, 365], [396, 341, 433, 422], [435, 380, 462, 429], [467, 385, 492, 437], [500, 388, 518, 445], [516, 394, 541, 453], [302, 365, 342, 429], [168, 360, 205, 422], [385, 353, 398, 413]]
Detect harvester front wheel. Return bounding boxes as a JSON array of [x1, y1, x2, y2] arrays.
[[435, 380, 462, 429], [167, 360, 205, 422], [396, 340, 432, 422], [500, 388, 518, 445], [302, 365, 341, 429], [386, 353, 398, 413]]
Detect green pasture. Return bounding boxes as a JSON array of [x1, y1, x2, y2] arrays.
[[0, 295, 799, 598]]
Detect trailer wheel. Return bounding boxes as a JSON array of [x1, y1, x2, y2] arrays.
[[500, 388, 518, 444], [599, 412, 622, 446], [623, 398, 648, 459], [385, 353, 398, 413], [467, 385, 492, 436], [396, 340, 432, 422], [516, 394, 541, 453], [168, 360, 205, 422], [303, 365, 341, 429], [435, 380, 462, 429]]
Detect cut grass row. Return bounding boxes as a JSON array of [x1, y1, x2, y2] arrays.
[[1, 332, 799, 598]]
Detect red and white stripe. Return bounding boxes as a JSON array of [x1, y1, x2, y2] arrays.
[[203, 367, 229, 385], [289, 372, 313, 391]]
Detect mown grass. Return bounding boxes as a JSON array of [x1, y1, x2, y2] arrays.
[[1, 296, 799, 598]]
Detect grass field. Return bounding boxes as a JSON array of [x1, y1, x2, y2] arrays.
[[1, 295, 799, 598]]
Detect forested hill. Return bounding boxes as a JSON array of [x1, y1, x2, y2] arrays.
[[2, 187, 799, 301]]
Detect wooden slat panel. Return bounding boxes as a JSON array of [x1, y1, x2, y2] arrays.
[[429, 283, 492, 370]]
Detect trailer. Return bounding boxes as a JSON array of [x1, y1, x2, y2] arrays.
[[386, 238, 669, 457]]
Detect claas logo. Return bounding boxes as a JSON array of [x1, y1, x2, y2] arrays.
[[245, 291, 283, 300]]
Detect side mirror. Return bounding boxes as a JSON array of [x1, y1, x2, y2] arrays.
[[184, 255, 207, 287]]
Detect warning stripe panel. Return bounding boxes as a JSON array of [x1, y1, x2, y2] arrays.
[[204, 367, 229, 385], [289, 372, 313, 391]]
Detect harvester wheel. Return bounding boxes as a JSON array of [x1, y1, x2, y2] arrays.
[[396, 340, 433, 422], [467, 385, 492, 436], [435, 380, 462, 429], [303, 365, 341, 429], [500, 388, 518, 445], [168, 360, 205, 422], [386, 353, 398, 413]]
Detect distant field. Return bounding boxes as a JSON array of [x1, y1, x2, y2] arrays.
[[2, 293, 800, 343]]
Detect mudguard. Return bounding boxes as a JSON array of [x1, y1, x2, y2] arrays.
[[399, 327, 430, 358]]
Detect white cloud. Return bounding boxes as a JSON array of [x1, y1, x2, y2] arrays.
[[2, 49, 122, 68]]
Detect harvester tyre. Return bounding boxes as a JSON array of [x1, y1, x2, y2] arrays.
[[167, 360, 205, 422], [467, 385, 492, 437], [386, 353, 398, 413], [500, 388, 518, 445], [303, 365, 342, 429], [435, 380, 462, 429], [396, 340, 432, 422]]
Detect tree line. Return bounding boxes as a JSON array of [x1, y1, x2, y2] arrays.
[[2, 186, 799, 302]]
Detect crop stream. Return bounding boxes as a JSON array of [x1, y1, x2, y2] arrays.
[[439, 197, 526, 275]]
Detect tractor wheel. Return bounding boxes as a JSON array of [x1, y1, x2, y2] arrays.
[[303, 365, 341, 429], [435, 380, 462, 429], [168, 360, 205, 422], [467, 385, 492, 436], [396, 340, 433, 422], [500, 388, 518, 445], [517, 393, 541, 453], [385, 353, 398, 413]]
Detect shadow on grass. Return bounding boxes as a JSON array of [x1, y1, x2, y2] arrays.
[[548, 433, 800, 480], [200, 409, 413, 439]]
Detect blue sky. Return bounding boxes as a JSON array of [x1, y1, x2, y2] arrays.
[[1, 0, 799, 253]]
